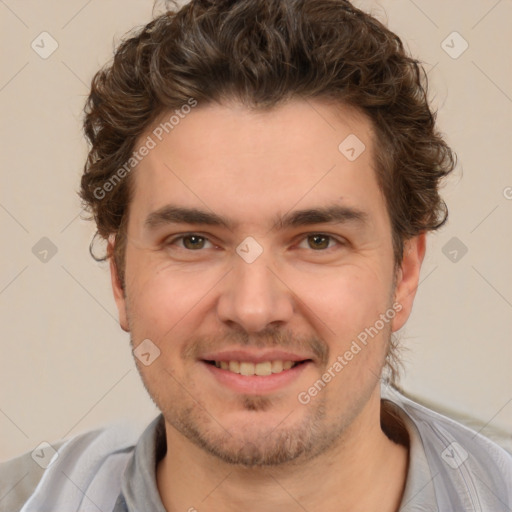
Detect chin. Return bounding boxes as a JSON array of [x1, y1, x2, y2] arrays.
[[161, 396, 348, 467]]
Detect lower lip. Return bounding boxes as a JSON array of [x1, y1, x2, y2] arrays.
[[201, 361, 311, 394]]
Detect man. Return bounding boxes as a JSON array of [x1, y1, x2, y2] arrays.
[[1, 0, 511, 511]]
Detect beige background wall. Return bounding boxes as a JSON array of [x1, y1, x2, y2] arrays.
[[1, 0, 511, 461]]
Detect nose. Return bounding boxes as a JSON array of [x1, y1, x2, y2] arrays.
[[216, 251, 294, 333]]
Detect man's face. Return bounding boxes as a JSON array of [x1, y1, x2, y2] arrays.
[[111, 99, 423, 466]]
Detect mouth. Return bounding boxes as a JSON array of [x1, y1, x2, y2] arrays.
[[200, 357, 313, 394], [204, 359, 309, 376]]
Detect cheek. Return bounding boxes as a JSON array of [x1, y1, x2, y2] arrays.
[[289, 262, 392, 336], [124, 255, 213, 341]]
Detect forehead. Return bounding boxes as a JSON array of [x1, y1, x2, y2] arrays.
[[128, 99, 386, 233]]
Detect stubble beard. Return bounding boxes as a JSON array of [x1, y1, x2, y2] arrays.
[[129, 305, 392, 467], [136, 354, 384, 468]]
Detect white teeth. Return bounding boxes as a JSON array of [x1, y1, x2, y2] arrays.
[[213, 360, 298, 376], [271, 360, 283, 373], [240, 362, 255, 376], [255, 361, 272, 376], [229, 361, 240, 374]]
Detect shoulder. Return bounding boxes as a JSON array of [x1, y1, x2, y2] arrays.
[[0, 440, 66, 512], [383, 385, 512, 509], [0, 421, 142, 512]]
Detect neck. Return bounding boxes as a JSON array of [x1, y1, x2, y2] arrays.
[[156, 389, 409, 512]]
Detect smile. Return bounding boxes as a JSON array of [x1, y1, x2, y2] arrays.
[[207, 360, 300, 376]]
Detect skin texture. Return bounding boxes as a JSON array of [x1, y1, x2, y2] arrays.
[[110, 99, 425, 511]]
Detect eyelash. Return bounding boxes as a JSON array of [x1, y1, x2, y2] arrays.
[[165, 232, 346, 251]]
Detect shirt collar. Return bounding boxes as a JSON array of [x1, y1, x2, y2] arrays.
[[116, 392, 434, 511], [114, 414, 167, 512]]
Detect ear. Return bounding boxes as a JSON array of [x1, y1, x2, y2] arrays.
[[108, 237, 130, 332], [391, 232, 426, 332]]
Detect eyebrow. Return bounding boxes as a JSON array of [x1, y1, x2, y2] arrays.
[[144, 204, 369, 232]]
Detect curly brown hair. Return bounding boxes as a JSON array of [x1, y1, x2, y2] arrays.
[[80, 0, 455, 384]]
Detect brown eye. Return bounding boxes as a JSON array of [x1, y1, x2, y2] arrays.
[[306, 234, 331, 250], [182, 235, 207, 250]]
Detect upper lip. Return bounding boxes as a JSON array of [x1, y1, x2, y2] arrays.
[[200, 349, 313, 364]]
